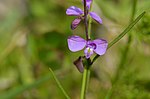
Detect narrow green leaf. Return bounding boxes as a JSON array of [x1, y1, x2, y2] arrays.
[[108, 11, 145, 48], [49, 68, 70, 99], [92, 11, 145, 63]]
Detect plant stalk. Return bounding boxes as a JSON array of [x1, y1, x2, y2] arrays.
[[84, 0, 89, 40], [80, 68, 90, 99]]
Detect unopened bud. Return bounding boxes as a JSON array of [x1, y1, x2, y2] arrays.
[[71, 18, 82, 30], [73, 56, 84, 73]]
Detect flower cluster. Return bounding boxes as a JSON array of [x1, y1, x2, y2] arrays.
[[66, 0, 108, 72], [66, 0, 102, 30]]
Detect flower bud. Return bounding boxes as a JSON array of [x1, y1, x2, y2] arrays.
[[73, 56, 84, 73], [71, 18, 82, 30]]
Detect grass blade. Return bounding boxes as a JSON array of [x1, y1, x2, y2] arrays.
[[49, 68, 70, 99]]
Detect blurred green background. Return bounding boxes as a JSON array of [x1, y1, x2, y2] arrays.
[[0, 0, 150, 99]]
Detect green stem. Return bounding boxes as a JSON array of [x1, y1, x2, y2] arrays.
[[130, 0, 137, 22], [88, 16, 92, 39], [80, 68, 91, 99], [88, 1, 93, 39]]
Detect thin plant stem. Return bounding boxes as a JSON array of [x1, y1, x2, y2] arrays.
[[88, 16, 92, 39], [130, 0, 137, 22], [84, 0, 89, 40], [80, 68, 91, 99]]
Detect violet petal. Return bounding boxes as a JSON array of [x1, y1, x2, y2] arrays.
[[71, 18, 82, 30], [89, 12, 102, 24], [67, 35, 86, 52], [66, 6, 83, 16], [93, 39, 108, 55]]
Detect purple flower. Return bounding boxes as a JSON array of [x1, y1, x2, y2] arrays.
[[66, 5, 102, 30], [67, 35, 108, 59]]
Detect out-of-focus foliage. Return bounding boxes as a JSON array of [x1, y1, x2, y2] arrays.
[[136, 12, 150, 43], [139, 13, 150, 35], [0, 0, 149, 99]]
